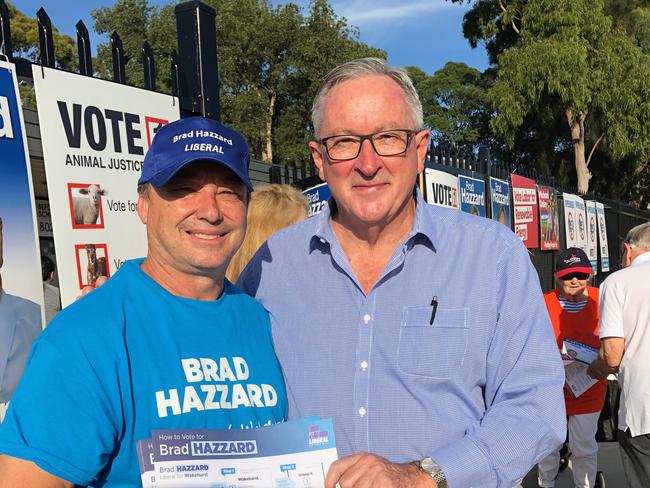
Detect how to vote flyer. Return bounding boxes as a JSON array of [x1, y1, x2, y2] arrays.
[[138, 417, 337, 487]]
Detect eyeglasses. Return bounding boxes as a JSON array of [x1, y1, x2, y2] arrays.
[[561, 272, 590, 281], [317, 129, 419, 162]]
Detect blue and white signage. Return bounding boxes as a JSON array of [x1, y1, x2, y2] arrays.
[[0, 60, 44, 318], [458, 175, 486, 217], [303, 182, 331, 217], [489, 177, 511, 228]]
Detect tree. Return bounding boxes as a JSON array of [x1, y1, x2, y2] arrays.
[[89, 0, 382, 166], [6, 2, 77, 106], [407, 62, 491, 149], [451, 0, 650, 196]]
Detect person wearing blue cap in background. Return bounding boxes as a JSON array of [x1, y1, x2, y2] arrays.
[[0, 117, 288, 487]]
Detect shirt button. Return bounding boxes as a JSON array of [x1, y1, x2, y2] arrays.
[[360, 361, 368, 370], [363, 314, 371, 324], [358, 407, 367, 417]]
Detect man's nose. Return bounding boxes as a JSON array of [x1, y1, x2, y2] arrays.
[[195, 187, 223, 222], [355, 139, 381, 176]]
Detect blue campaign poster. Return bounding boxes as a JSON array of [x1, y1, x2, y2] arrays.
[[303, 182, 331, 217], [458, 175, 486, 217], [489, 177, 511, 228], [0, 61, 44, 313]]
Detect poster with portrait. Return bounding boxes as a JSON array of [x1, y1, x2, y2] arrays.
[[33, 65, 180, 306], [537, 185, 560, 251], [489, 177, 511, 228], [0, 60, 45, 329], [511, 174, 539, 248], [563, 193, 578, 248], [574, 196, 588, 253], [424, 169, 459, 209], [585, 201, 598, 273], [595, 202, 610, 272], [458, 175, 486, 217]]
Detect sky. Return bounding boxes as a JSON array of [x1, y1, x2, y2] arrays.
[[11, 0, 489, 75]]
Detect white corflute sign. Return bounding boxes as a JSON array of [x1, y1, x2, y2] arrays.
[[424, 168, 459, 209], [33, 66, 179, 306], [595, 202, 610, 272]]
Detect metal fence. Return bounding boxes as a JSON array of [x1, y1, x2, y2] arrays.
[[292, 142, 650, 292]]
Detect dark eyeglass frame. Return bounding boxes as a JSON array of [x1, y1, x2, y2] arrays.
[[560, 272, 591, 281], [316, 129, 421, 162]]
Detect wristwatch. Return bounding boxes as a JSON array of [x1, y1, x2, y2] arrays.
[[419, 457, 448, 488]]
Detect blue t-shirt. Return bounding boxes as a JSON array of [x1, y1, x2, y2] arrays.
[[0, 259, 287, 487]]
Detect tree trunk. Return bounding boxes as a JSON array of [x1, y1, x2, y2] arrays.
[[566, 109, 591, 194], [261, 90, 276, 163]]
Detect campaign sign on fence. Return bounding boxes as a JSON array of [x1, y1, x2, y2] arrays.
[[489, 176, 511, 228], [595, 202, 610, 272], [0, 60, 44, 326], [538, 185, 560, 251], [424, 168, 459, 209], [585, 201, 598, 273], [458, 175, 486, 217], [511, 174, 539, 248], [563, 193, 578, 248], [33, 66, 179, 306], [303, 182, 331, 217], [575, 196, 588, 252]]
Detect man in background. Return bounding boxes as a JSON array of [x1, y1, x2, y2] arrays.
[[0, 217, 41, 421], [239, 57, 566, 488], [40, 256, 61, 324], [589, 222, 650, 487]]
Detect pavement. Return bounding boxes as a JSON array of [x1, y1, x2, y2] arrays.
[[521, 442, 627, 487]]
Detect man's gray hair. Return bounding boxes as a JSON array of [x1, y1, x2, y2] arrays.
[[311, 57, 424, 138], [625, 221, 650, 249]]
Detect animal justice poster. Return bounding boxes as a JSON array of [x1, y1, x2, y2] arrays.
[[32, 66, 179, 306]]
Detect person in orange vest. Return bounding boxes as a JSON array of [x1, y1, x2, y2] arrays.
[[537, 247, 607, 488]]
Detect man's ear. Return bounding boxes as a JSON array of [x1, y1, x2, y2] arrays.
[[136, 195, 149, 224], [415, 129, 431, 174], [308, 141, 326, 182]]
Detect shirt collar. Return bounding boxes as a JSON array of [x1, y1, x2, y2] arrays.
[[631, 250, 650, 267], [309, 188, 436, 253]]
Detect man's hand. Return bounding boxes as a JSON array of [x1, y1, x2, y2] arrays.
[[587, 357, 613, 380], [324, 452, 436, 488]]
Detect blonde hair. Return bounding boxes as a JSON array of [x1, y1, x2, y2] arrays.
[[226, 184, 309, 282]]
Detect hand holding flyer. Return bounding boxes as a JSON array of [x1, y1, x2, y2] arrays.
[[138, 417, 338, 488]]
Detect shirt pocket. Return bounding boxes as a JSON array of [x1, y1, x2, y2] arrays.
[[397, 306, 470, 378]]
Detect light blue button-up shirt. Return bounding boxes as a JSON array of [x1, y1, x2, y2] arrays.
[[239, 190, 566, 487]]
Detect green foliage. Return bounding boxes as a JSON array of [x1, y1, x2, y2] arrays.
[[6, 2, 77, 71], [88, 0, 383, 165], [449, 0, 650, 200], [408, 62, 491, 147]]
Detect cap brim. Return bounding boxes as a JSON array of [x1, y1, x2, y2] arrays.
[[144, 154, 253, 192], [555, 266, 592, 278]]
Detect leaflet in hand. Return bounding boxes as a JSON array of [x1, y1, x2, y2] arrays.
[[137, 417, 338, 487], [562, 338, 599, 364], [564, 360, 599, 398]]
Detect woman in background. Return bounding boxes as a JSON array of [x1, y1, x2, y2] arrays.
[[227, 184, 308, 283]]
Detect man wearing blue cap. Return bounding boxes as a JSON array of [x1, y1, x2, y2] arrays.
[[0, 117, 288, 487]]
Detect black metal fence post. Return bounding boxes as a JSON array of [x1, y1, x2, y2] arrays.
[[36, 8, 55, 67], [0, 0, 13, 62], [76, 20, 92, 76], [175, 0, 220, 120], [142, 40, 156, 91], [110, 32, 126, 84]]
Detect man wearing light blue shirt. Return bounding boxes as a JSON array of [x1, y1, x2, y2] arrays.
[[238, 58, 566, 487]]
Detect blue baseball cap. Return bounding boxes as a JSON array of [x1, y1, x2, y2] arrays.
[[138, 116, 253, 191]]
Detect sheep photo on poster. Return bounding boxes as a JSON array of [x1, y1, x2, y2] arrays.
[[67, 183, 107, 229], [74, 243, 110, 289]]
